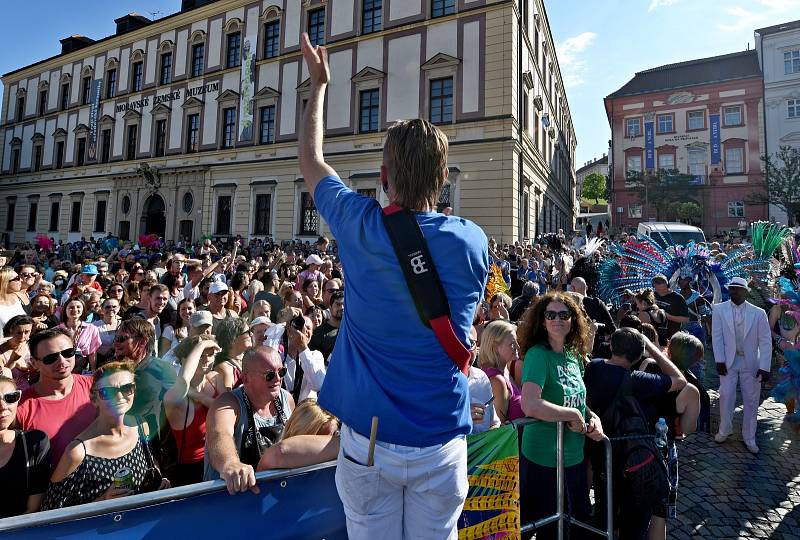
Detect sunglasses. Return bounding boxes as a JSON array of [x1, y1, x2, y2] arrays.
[[19, 273, 35, 278], [544, 310, 573, 321], [9, 276, 21, 282], [1, 390, 22, 404], [94, 382, 136, 401], [40, 347, 76, 365], [264, 367, 287, 382]]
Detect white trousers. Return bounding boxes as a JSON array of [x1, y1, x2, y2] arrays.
[[335, 424, 468, 540], [717, 360, 761, 443]]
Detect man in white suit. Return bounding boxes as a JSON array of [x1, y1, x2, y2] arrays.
[[712, 277, 772, 454]]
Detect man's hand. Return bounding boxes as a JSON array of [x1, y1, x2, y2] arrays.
[[221, 462, 260, 495], [757, 369, 770, 384], [716, 363, 728, 376], [300, 33, 330, 87], [288, 326, 310, 353]]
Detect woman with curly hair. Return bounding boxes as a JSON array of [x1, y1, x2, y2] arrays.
[[517, 291, 604, 539]]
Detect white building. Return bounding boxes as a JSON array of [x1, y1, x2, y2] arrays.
[[756, 19, 800, 226], [574, 153, 608, 233]]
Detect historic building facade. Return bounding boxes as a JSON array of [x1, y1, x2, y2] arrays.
[[605, 50, 769, 235], [0, 0, 576, 245], [756, 19, 800, 226]]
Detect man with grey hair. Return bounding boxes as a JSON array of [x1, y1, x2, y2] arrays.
[[509, 280, 537, 322], [571, 277, 616, 358]]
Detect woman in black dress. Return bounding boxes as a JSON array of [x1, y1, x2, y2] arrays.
[[0, 375, 50, 518]]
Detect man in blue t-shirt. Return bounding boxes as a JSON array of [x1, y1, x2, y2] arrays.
[[298, 33, 488, 540]]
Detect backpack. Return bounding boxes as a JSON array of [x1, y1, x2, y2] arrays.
[[602, 372, 669, 509]]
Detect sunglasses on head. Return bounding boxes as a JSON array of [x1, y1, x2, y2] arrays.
[[264, 367, 287, 382], [1, 390, 22, 404], [94, 382, 136, 401], [544, 310, 573, 321], [40, 347, 76, 365]]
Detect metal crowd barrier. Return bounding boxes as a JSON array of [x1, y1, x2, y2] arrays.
[[513, 418, 614, 540]]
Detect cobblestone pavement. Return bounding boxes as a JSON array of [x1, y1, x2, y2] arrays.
[[670, 353, 800, 539]]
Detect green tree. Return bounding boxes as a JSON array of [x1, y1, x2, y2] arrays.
[[582, 173, 607, 205], [747, 146, 800, 223], [629, 168, 700, 221]]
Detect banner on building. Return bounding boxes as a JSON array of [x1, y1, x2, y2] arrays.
[[457, 425, 520, 539], [238, 38, 256, 142], [645, 120, 655, 169], [87, 78, 103, 161], [710, 114, 721, 165]]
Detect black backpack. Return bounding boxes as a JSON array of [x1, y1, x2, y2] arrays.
[[602, 373, 669, 509]]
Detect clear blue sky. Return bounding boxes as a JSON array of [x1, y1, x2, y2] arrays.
[[2, 0, 799, 167]]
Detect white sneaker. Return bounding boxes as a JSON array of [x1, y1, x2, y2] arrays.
[[714, 433, 729, 443], [745, 441, 759, 454]]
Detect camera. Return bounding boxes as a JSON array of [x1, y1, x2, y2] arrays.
[[290, 314, 306, 330]]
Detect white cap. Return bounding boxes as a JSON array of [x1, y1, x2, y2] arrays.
[[249, 316, 271, 328], [305, 254, 324, 266], [209, 282, 229, 295]]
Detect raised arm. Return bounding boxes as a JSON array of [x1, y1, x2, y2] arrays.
[[298, 32, 337, 199]]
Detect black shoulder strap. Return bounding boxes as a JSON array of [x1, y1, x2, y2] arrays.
[[381, 205, 470, 375], [19, 431, 30, 495]]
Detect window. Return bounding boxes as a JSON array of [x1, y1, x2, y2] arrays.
[[119, 221, 130, 240], [357, 188, 377, 198], [106, 69, 117, 99], [432, 0, 455, 18], [55, 141, 65, 169], [155, 119, 167, 157], [259, 105, 275, 144], [628, 204, 642, 218], [522, 191, 530, 239], [27, 202, 37, 232], [725, 147, 744, 174], [226, 32, 241, 68], [183, 192, 194, 213], [126, 124, 138, 160], [215, 195, 232, 235], [299, 192, 319, 235], [723, 105, 742, 126], [658, 153, 675, 170], [192, 44, 205, 77], [362, 0, 382, 34], [626, 154, 642, 173], [789, 99, 799, 119], [523, 89, 529, 132], [656, 113, 674, 134], [186, 114, 200, 153], [688, 147, 706, 177], [82, 76, 92, 105], [70, 200, 81, 233], [49, 202, 60, 232], [429, 77, 453, 124], [33, 145, 42, 172], [95, 200, 107, 233], [10, 149, 20, 174], [222, 107, 236, 148], [5, 202, 15, 231], [101, 129, 111, 163], [16, 96, 24, 122], [264, 21, 280, 59], [728, 201, 744, 218], [359, 89, 380, 133], [76, 137, 86, 167], [687, 110, 705, 130], [625, 117, 641, 137], [132, 61, 144, 92], [253, 194, 272, 235], [39, 90, 48, 117], [160, 53, 172, 85], [785, 49, 800, 75], [308, 8, 325, 46]]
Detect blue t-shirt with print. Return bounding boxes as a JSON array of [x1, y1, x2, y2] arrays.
[[314, 175, 489, 447]]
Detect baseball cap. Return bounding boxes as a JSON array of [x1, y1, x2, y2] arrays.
[[305, 254, 324, 266], [80, 264, 99, 275], [728, 277, 750, 291], [209, 282, 229, 295], [189, 311, 213, 328]]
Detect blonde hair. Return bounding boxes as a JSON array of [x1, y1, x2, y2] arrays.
[[0, 267, 18, 301], [282, 399, 339, 439], [91, 361, 136, 393], [383, 119, 449, 210], [479, 320, 517, 371]]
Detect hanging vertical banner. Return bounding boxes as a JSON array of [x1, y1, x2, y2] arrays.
[[710, 114, 721, 165], [457, 425, 520, 539], [238, 12, 258, 142], [87, 78, 103, 161], [644, 120, 655, 169]]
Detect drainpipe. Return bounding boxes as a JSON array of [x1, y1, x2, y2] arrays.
[[517, 3, 524, 242], [757, 31, 771, 222]]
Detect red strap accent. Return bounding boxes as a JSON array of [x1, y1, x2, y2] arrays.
[[430, 316, 471, 376], [383, 204, 404, 215], [625, 453, 655, 474]]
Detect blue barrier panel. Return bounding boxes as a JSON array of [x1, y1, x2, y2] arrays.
[[0, 463, 347, 540]]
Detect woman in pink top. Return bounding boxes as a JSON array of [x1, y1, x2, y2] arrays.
[[480, 320, 525, 422], [57, 298, 101, 374]]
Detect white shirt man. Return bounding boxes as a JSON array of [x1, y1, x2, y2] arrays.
[[712, 277, 772, 454]]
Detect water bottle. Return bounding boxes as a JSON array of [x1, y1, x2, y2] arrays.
[[655, 418, 668, 448]]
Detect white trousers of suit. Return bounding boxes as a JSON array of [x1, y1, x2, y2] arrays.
[[718, 355, 761, 443]]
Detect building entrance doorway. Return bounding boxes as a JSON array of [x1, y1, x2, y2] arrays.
[[141, 194, 166, 238]]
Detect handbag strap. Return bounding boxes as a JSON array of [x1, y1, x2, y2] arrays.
[[18, 431, 30, 495], [381, 204, 471, 375]]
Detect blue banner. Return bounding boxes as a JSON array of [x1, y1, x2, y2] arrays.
[[710, 114, 721, 165], [645, 121, 655, 169]]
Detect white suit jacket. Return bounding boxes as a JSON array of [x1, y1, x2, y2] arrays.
[[711, 300, 772, 371]]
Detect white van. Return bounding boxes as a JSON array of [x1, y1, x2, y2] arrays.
[[636, 222, 706, 247]]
